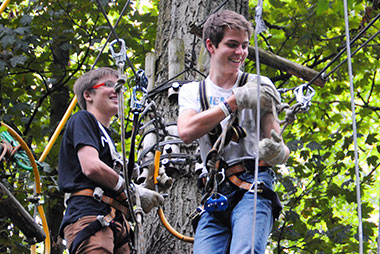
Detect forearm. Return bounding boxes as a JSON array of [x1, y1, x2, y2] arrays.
[[78, 146, 122, 191], [178, 98, 238, 144]]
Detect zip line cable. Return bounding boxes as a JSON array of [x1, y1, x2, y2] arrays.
[[304, 12, 380, 88], [324, 27, 380, 78], [92, 0, 132, 70], [95, 0, 137, 76], [343, 0, 363, 253]]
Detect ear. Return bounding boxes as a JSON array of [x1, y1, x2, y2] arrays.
[[205, 39, 215, 54], [83, 89, 93, 103]]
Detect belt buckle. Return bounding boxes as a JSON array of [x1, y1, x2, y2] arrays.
[[93, 187, 104, 202], [96, 215, 110, 227], [248, 181, 264, 194]]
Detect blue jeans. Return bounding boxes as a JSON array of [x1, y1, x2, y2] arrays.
[[193, 170, 274, 254]]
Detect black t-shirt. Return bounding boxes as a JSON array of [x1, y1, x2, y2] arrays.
[[58, 110, 119, 236]]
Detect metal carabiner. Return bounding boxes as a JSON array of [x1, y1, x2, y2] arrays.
[[109, 39, 127, 66], [135, 69, 148, 91], [293, 84, 315, 111]]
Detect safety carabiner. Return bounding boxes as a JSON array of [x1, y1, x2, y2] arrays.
[[293, 84, 315, 111], [109, 39, 127, 66]]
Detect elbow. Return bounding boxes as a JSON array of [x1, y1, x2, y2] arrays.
[[81, 162, 100, 179], [178, 129, 194, 144], [82, 167, 97, 178]]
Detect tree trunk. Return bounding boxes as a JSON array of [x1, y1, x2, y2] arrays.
[[141, 1, 249, 253]]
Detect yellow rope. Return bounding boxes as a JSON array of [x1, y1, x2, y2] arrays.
[[0, 122, 50, 254], [0, 0, 10, 16]]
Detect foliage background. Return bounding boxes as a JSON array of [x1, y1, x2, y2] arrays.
[[0, 0, 379, 253]]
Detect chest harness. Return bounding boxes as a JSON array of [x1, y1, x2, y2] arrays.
[[191, 73, 283, 231], [67, 122, 132, 254]]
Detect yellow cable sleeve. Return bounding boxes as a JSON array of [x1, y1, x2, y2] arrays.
[[0, 0, 10, 15], [39, 96, 77, 162], [0, 122, 50, 254], [153, 150, 161, 185], [157, 208, 194, 243]]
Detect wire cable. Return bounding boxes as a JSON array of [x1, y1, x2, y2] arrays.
[[343, 0, 363, 253], [251, 2, 265, 253]]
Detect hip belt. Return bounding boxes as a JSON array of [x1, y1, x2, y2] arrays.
[[71, 188, 129, 216]]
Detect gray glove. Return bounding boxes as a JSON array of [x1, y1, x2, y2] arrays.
[[233, 80, 281, 112], [259, 130, 287, 165], [134, 184, 164, 213]]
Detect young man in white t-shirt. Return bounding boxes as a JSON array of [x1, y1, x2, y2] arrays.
[[178, 10, 290, 254]]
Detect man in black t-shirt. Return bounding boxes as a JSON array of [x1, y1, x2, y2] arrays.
[[59, 67, 163, 253]]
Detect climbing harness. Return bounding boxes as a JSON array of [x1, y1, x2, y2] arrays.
[[67, 190, 131, 254], [199, 73, 248, 146]]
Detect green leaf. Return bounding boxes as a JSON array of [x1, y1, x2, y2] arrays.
[[9, 55, 27, 67]]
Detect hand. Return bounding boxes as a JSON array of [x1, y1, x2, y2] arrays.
[[259, 130, 287, 165], [134, 184, 164, 213], [233, 80, 281, 112]]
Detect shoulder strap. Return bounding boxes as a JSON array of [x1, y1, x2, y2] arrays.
[[97, 121, 122, 167], [199, 80, 209, 111], [238, 72, 249, 87]]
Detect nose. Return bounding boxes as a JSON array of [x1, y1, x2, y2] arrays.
[[235, 45, 245, 55]]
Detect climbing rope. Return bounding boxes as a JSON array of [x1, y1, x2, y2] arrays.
[[343, 0, 363, 253]]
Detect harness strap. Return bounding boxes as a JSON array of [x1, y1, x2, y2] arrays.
[[226, 169, 283, 220], [71, 189, 129, 216], [68, 207, 116, 254], [199, 72, 249, 146]]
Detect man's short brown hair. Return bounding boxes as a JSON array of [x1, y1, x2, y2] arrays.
[[203, 10, 253, 50], [73, 67, 118, 110]]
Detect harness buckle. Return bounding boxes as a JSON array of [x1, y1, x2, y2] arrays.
[[93, 187, 104, 203], [248, 181, 264, 194], [96, 215, 110, 227], [189, 206, 205, 221]]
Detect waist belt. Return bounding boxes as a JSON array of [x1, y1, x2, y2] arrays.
[[225, 162, 283, 220], [71, 188, 129, 216], [225, 161, 270, 179]]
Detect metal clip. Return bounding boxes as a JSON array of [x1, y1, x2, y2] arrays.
[[248, 181, 264, 194], [189, 206, 205, 220], [96, 215, 110, 227], [109, 39, 126, 66], [135, 69, 148, 91], [293, 84, 315, 111], [130, 86, 143, 112], [93, 187, 104, 203], [216, 168, 225, 184]]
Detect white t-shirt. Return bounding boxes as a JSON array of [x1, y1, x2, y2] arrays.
[[178, 70, 274, 166]]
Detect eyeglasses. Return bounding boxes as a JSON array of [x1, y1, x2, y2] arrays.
[[92, 81, 116, 89]]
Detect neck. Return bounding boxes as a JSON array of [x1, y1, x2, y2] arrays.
[[88, 109, 111, 128], [209, 69, 239, 89]]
